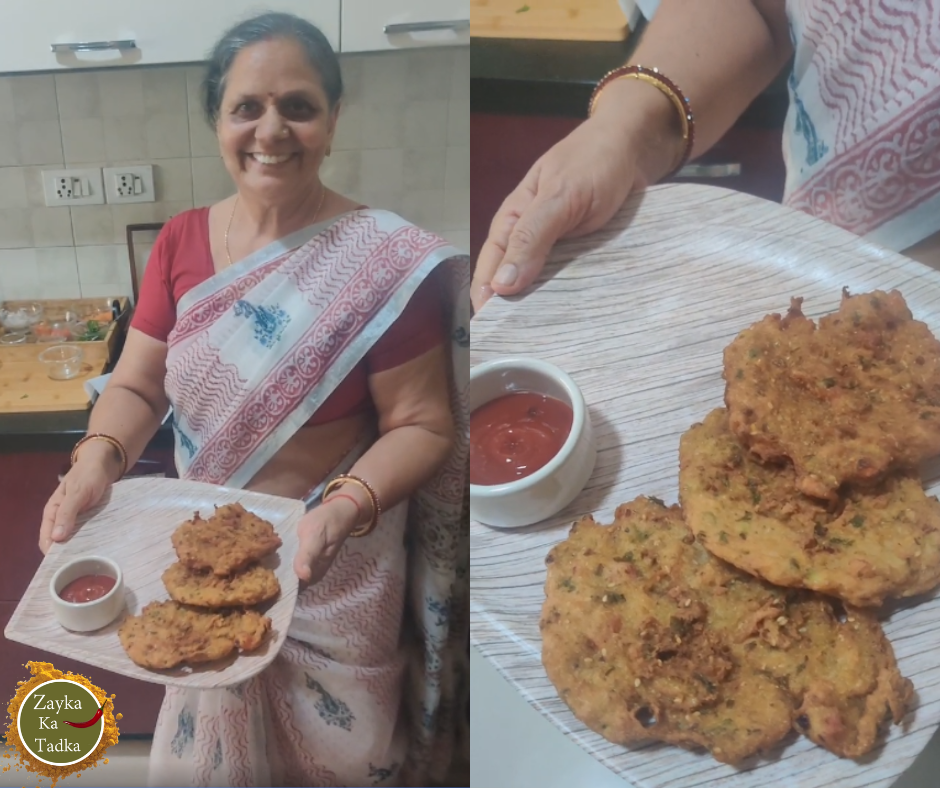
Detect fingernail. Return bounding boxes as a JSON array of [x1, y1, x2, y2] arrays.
[[52, 526, 64, 540], [493, 264, 518, 287]]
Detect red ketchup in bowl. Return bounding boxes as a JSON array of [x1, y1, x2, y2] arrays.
[[470, 392, 573, 486], [58, 575, 116, 604]]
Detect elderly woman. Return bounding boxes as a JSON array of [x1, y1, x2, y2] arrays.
[[37, 12, 468, 788]]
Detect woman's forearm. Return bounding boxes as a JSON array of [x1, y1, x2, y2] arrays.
[[79, 384, 168, 478], [341, 425, 454, 516], [595, 0, 793, 182]]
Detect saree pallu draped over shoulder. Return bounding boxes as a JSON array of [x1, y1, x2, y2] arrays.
[[150, 209, 470, 787]]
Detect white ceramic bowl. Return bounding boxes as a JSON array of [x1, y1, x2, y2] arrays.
[[49, 555, 125, 632], [470, 357, 597, 528]]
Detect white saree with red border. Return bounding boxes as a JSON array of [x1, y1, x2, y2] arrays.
[[147, 209, 469, 787], [782, 0, 940, 250]]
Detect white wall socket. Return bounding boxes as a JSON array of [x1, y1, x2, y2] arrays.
[[41, 168, 105, 206], [103, 165, 155, 204]]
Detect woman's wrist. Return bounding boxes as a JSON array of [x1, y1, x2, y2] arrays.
[[589, 75, 688, 186], [72, 438, 125, 483], [324, 488, 371, 528]]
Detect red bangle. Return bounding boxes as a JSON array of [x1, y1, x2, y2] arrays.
[[588, 64, 695, 177], [324, 492, 362, 523]]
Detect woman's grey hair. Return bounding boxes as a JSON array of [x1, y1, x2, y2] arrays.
[[202, 11, 344, 127]]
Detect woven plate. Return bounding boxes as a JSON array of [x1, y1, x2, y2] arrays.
[[471, 183, 940, 788], [4, 477, 304, 689]]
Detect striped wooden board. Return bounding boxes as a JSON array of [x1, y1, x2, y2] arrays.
[[470, 183, 940, 788], [4, 477, 304, 689]]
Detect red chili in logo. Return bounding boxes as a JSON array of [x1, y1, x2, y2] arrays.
[[63, 707, 102, 729]]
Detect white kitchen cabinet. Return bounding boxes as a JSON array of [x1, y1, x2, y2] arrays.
[[0, 1, 340, 74], [341, 0, 469, 52]]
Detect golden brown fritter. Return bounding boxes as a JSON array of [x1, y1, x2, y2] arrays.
[[171, 503, 282, 577], [162, 562, 281, 608], [723, 289, 940, 500], [118, 601, 271, 670], [679, 408, 940, 606], [540, 497, 912, 764]]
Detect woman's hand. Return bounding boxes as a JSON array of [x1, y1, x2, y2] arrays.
[[471, 113, 648, 312], [294, 496, 362, 584], [39, 443, 117, 553]]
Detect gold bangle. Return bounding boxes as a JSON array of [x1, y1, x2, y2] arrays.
[[322, 474, 383, 537], [71, 433, 129, 478], [588, 64, 695, 177]]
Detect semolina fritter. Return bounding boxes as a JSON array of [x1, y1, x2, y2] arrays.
[[162, 562, 281, 608], [679, 408, 940, 607], [118, 601, 271, 670], [723, 289, 940, 500], [171, 503, 282, 577], [540, 497, 912, 764]]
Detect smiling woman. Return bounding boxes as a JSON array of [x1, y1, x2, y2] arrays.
[[37, 11, 470, 788]]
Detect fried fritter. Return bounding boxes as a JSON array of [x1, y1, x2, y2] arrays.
[[679, 408, 940, 606], [118, 600, 271, 670], [171, 503, 282, 576], [162, 562, 281, 608], [540, 497, 912, 764], [723, 289, 940, 500]]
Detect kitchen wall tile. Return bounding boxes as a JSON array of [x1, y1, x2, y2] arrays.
[[153, 158, 194, 203], [0, 169, 29, 209], [398, 189, 445, 229], [18, 121, 64, 166], [11, 75, 59, 123], [143, 68, 189, 117], [361, 104, 405, 150], [71, 205, 115, 246], [360, 149, 403, 193], [185, 66, 208, 117], [55, 73, 102, 120], [61, 119, 108, 164], [442, 187, 470, 231], [189, 114, 219, 157], [144, 114, 191, 159], [439, 229, 470, 252], [332, 101, 363, 151], [0, 124, 18, 166], [404, 149, 446, 191], [110, 201, 191, 245], [0, 209, 33, 248], [0, 249, 41, 298], [339, 54, 363, 105], [192, 157, 234, 207], [76, 244, 132, 288], [361, 52, 407, 107], [0, 79, 14, 125], [447, 98, 469, 147], [406, 50, 453, 102], [403, 100, 448, 151], [36, 247, 80, 297], [445, 146, 470, 190], [31, 207, 74, 248], [451, 47, 470, 102], [321, 150, 361, 194], [103, 117, 148, 161], [98, 70, 145, 117], [358, 191, 404, 214]]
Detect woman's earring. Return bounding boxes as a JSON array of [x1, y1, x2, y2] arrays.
[[326, 145, 332, 157]]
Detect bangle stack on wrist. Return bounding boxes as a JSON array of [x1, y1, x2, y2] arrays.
[[322, 474, 383, 538], [70, 433, 128, 478], [588, 64, 695, 177]]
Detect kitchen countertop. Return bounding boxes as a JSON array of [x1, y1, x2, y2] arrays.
[[470, 24, 791, 126]]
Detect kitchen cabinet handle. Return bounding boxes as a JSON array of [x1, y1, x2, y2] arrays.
[[673, 163, 742, 179], [50, 40, 137, 54], [384, 20, 470, 35]]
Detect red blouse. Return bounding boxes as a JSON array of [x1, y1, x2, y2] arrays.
[[131, 208, 444, 426]]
